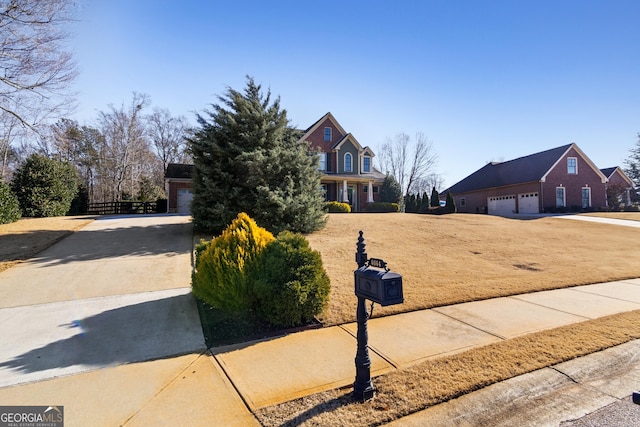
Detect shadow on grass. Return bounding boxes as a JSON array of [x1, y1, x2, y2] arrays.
[[195, 298, 322, 348], [277, 391, 355, 427]]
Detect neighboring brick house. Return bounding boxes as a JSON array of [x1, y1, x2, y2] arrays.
[[299, 112, 385, 212], [444, 143, 617, 215], [164, 163, 194, 214], [601, 166, 635, 206]]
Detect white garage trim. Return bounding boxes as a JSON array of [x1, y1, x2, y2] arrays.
[[518, 192, 539, 214], [488, 195, 516, 216]]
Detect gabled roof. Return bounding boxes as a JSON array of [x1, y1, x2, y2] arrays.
[[299, 112, 347, 142], [165, 163, 194, 179], [601, 166, 635, 187], [332, 133, 364, 151], [447, 143, 607, 194]]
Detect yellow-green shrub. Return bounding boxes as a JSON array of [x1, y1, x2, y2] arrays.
[[192, 212, 274, 311], [326, 201, 351, 213]]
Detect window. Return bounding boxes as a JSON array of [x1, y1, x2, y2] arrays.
[[320, 184, 328, 201], [344, 153, 352, 172], [324, 127, 331, 142], [363, 156, 371, 173], [373, 186, 379, 193], [567, 157, 577, 174], [582, 187, 591, 208], [318, 152, 326, 171], [556, 187, 566, 208], [460, 197, 466, 208]]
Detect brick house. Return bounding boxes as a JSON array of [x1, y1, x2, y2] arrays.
[[444, 143, 625, 215], [164, 163, 194, 213], [299, 112, 385, 212], [601, 166, 635, 207]]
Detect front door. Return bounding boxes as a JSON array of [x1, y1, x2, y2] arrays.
[[348, 185, 356, 212]]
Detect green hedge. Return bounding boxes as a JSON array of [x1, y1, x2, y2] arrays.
[[366, 202, 400, 212], [326, 201, 351, 213], [192, 213, 331, 328], [248, 231, 330, 328]]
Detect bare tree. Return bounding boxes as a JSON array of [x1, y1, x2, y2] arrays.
[[146, 107, 189, 173], [378, 132, 439, 196], [0, 0, 77, 131], [97, 93, 154, 201]]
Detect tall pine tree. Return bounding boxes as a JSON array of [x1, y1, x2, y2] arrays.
[[189, 77, 326, 235]]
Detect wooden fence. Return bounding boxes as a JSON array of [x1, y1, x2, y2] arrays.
[[87, 201, 159, 215]]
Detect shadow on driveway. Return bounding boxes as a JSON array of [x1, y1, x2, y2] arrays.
[[0, 293, 205, 376]]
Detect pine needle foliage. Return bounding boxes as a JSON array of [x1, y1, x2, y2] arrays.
[[189, 77, 326, 235]]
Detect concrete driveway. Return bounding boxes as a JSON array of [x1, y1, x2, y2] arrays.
[[0, 214, 206, 387]]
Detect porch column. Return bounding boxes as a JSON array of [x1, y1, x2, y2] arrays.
[[342, 180, 349, 203], [367, 181, 374, 203]]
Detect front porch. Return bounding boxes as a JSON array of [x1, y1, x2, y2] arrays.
[[321, 178, 379, 212]]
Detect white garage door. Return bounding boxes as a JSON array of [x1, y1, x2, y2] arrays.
[[488, 195, 516, 216], [518, 192, 539, 214], [177, 189, 193, 214]]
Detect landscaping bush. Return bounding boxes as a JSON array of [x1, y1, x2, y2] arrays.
[[192, 212, 275, 311], [326, 201, 351, 213], [0, 181, 21, 224], [366, 202, 400, 212], [248, 231, 330, 328], [11, 154, 78, 217]]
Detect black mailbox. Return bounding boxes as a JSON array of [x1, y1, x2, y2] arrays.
[[354, 263, 403, 306]]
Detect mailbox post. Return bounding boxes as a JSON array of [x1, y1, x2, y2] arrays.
[[353, 230, 403, 402]]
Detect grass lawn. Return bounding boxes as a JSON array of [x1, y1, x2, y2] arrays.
[[0, 216, 94, 273], [309, 213, 640, 325]]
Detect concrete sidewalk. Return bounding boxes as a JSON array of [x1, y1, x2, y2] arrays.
[[2, 214, 640, 426]]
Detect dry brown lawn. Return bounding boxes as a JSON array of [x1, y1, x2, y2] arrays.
[[0, 216, 94, 272], [309, 213, 640, 325], [256, 310, 640, 427]]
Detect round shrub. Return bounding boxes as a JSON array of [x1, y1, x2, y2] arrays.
[[366, 202, 400, 212], [0, 181, 21, 224], [326, 201, 351, 213], [248, 231, 330, 328], [192, 212, 274, 311]]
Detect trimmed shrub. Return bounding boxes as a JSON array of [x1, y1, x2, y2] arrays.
[[11, 154, 78, 217], [192, 212, 275, 311], [366, 202, 400, 212], [0, 181, 21, 224], [248, 231, 330, 328], [445, 191, 457, 213], [326, 201, 351, 213]]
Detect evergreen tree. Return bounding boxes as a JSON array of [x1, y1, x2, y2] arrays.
[[421, 191, 429, 212], [11, 154, 78, 217], [380, 174, 402, 204], [430, 186, 440, 207], [188, 77, 326, 235], [445, 191, 457, 213], [625, 133, 640, 187]]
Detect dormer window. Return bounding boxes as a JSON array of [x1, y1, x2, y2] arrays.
[[344, 153, 352, 172], [363, 156, 371, 173], [324, 127, 331, 142]]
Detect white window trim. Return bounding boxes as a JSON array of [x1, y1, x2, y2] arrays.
[[344, 152, 353, 172], [556, 186, 566, 208], [567, 157, 578, 174], [581, 186, 592, 208], [362, 155, 371, 173], [324, 127, 331, 142], [318, 152, 327, 171]]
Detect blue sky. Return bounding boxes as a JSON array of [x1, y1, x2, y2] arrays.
[[70, 0, 640, 188]]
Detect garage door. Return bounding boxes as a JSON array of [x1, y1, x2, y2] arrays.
[[488, 195, 516, 216], [518, 192, 539, 214], [177, 189, 193, 214]]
